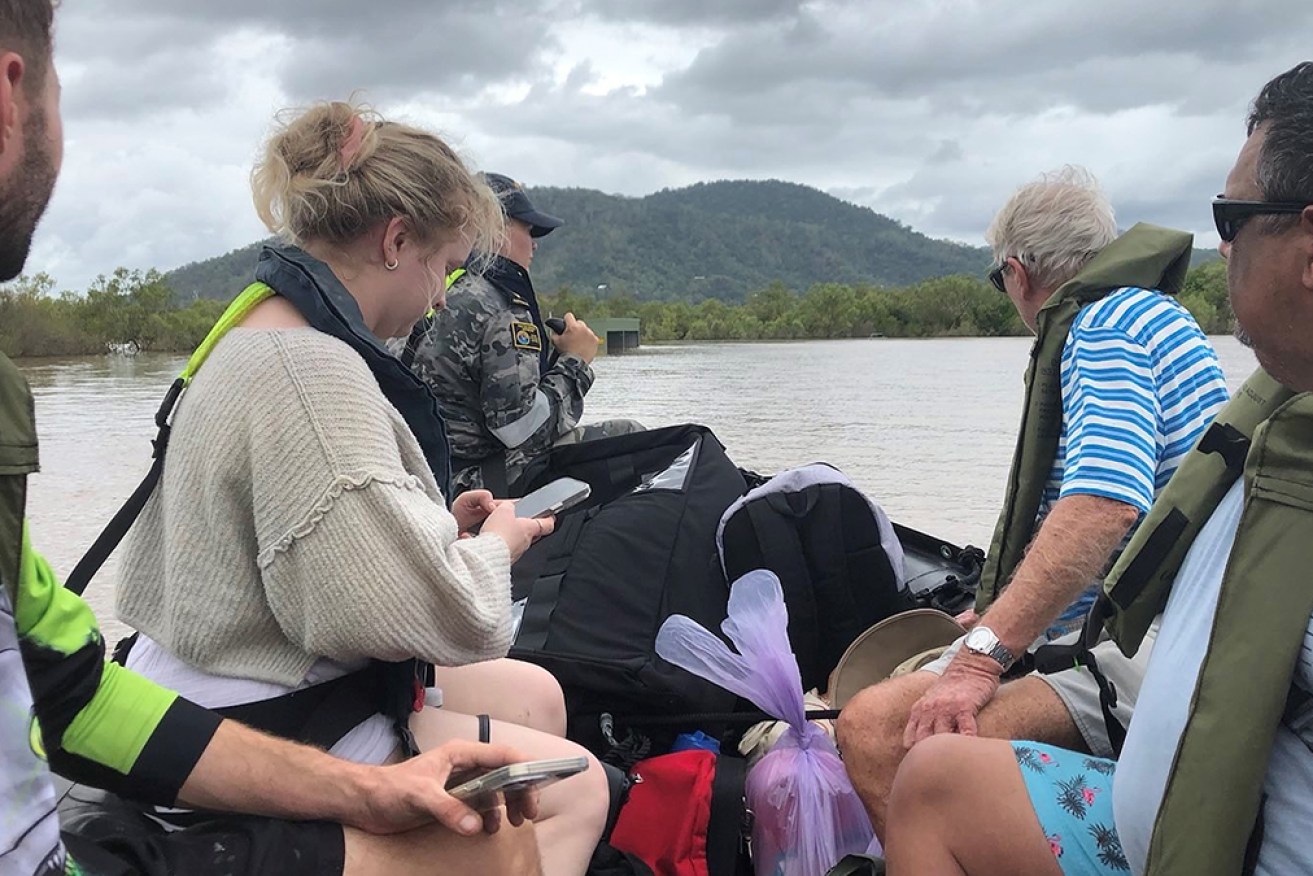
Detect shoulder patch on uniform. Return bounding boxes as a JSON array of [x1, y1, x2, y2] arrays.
[[511, 321, 542, 352]]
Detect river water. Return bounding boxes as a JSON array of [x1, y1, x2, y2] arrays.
[[19, 336, 1259, 643]]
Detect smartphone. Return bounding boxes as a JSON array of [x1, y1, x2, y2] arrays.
[[515, 477, 591, 519], [447, 755, 590, 811]]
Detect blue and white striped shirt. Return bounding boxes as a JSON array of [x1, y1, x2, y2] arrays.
[[1041, 287, 1229, 634]]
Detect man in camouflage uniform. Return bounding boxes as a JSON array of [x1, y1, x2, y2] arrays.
[[411, 172, 641, 496]]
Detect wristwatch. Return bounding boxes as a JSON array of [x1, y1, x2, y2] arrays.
[[963, 625, 1017, 671]]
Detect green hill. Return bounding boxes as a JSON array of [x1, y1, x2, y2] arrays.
[[165, 180, 992, 302], [163, 179, 1224, 302]]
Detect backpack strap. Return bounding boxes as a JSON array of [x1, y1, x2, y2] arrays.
[[741, 493, 821, 681], [514, 507, 593, 651]]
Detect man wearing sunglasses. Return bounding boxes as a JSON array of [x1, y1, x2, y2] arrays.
[[881, 60, 1313, 876], [838, 167, 1229, 838]]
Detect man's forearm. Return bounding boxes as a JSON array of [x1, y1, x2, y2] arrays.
[[984, 494, 1140, 656], [177, 718, 376, 827]]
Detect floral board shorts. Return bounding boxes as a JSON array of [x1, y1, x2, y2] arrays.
[[1011, 742, 1129, 875]]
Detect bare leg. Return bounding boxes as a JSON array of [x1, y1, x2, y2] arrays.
[[433, 659, 568, 736], [343, 820, 541, 876], [411, 708, 607, 876], [837, 674, 1085, 839], [836, 672, 934, 838], [975, 677, 1087, 753], [885, 736, 1061, 876]]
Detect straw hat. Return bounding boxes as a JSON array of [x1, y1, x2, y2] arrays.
[[829, 609, 967, 709]]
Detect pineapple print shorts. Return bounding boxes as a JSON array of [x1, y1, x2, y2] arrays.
[[1010, 741, 1129, 874]]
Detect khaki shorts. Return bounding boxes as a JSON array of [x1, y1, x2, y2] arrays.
[[920, 621, 1158, 758]]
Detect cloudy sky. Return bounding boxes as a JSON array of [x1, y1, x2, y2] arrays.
[[30, 0, 1313, 290]]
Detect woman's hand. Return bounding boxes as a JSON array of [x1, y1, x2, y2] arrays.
[[452, 490, 498, 534], [479, 500, 555, 562]]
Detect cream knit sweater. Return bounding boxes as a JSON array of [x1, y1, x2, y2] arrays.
[[116, 328, 512, 687]]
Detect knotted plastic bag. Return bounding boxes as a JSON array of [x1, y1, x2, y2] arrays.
[[656, 570, 874, 876]]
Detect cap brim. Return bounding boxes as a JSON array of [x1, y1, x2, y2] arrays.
[[512, 209, 563, 237], [830, 609, 966, 709]]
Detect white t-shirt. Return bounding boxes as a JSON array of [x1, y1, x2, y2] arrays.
[[127, 634, 398, 764], [1115, 481, 1313, 875]]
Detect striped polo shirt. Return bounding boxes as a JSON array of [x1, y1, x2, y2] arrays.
[[1041, 286, 1230, 634]]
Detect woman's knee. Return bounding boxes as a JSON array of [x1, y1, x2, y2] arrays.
[[511, 661, 568, 736], [889, 734, 973, 813]]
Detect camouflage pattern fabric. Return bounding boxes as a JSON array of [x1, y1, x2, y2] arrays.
[[410, 256, 599, 495]]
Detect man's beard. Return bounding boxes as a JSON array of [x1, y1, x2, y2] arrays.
[[1233, 322, 1253, 349], [0, 107, 57, 282]]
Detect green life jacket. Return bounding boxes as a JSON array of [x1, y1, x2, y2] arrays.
[[0, 353, 38, 603], [974, 223, 1195, 611], [1095, 367, 1313, 876]]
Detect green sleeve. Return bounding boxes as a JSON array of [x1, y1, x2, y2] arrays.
[[17, 522, 221, 804]]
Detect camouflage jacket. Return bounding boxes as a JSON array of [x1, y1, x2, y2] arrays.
[[411, 256, 594, 492]]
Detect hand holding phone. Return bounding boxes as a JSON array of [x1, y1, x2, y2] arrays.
[[515, 477, 591, 519], [447, 755, 590, 812]]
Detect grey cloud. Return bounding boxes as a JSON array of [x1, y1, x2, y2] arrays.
[[582, 0, 806, 26], [57, 1, 562, 118], [659, 0, 1313, 120]]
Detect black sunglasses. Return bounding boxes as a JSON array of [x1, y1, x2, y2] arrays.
[[988, 258, 1011, 293], [1212, 197, 1312, 242]]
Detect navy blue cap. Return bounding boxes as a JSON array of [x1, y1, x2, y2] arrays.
[[483, 172, 564, 238]]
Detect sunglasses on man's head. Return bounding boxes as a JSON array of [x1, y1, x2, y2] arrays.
[[1212, 197, 1312, 243]]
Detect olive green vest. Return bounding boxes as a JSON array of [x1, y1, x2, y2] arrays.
[[975, 224, 1195, 611], [0, 353, 38, 604], [1099, 368, 1313, 876]]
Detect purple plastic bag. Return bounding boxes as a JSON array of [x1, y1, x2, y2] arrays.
[[655, 570, 874, 876]]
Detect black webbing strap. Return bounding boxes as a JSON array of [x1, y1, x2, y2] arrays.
[[216, 669, 382, 751], [1196, 422, 1250, 475], [1032, 600, 1127, 756], [399, 314, 434, 370], [706, 753, 748, 876], [478, 713, 492, 744], [515, 510, 591, 650], [65, 378, 184, 597]]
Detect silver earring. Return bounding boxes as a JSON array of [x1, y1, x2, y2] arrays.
[[385, 259, 399, 271]]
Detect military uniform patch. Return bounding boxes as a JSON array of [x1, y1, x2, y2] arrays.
[[511, 321, 542, 352]]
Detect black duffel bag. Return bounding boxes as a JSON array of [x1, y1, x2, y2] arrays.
[[510, 424, 749, 754]]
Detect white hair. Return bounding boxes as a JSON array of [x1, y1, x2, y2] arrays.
[[985, 166, 1118, 290]]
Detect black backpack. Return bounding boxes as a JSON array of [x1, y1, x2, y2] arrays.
[[716, 464, 917, 693], [510, 424, 749, 753]]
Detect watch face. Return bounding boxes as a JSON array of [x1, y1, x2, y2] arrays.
[[965, 627, 997, 652]]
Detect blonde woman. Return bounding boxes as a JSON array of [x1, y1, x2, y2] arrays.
[[115, 102, 608, 876]]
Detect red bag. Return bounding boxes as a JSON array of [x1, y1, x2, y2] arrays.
[[609, 750, 749, 876]]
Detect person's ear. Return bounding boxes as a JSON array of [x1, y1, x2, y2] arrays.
[[1300, 206, 1313, 293], [381, 216, 409, 265], [1010, 257, 1035, 300], [0, 53, 25, 161]]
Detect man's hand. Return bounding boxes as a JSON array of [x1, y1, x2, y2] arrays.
[[452, 490, 499, 533], [354, 740, 540, 837], [550, 313, 599, 364], [903, 653, 1003, 748], [954, 608, 981, 630]]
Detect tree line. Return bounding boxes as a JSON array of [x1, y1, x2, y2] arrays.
[[539, 260, 1233, 342], [1, 261, 1234, 359]]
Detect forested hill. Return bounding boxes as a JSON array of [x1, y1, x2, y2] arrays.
[[164, 180, 991, 302], [522, 180, 990, 300], [163, 179, 1222, 302]]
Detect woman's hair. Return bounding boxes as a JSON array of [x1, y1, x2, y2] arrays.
[[985, 166, 1117, 291], [251, 100, 503, 257]]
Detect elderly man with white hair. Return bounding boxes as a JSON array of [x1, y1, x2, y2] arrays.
[[836, 167, 1230, 840]]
